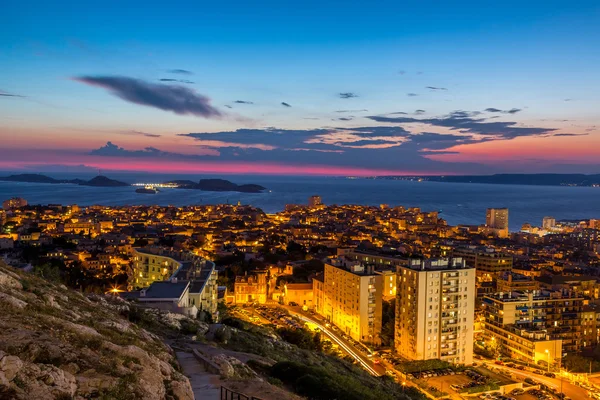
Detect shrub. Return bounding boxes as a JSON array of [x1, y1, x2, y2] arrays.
[[215, 326, 232, 343], [221, 317, 246, 330]]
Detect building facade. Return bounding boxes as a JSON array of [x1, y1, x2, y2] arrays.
[[234, 270, 268, 304], [318, 257, 383, 344], [395, 258, 476, 364], [486, 208, 509, 230], [453, 246, 513, 281], [482, 290, 584, 364]]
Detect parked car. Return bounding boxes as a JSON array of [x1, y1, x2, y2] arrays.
[[544, 372, 556, 378]]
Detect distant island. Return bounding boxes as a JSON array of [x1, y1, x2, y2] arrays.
[[0, 174, 129, 187], [0, 174, 267, 193], [371, 174, 600, 187], [165, 178, 266, 193]]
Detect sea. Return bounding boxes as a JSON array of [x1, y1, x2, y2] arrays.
[[0, 172, 599, 232]]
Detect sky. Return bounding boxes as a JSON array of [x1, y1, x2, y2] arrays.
[[1, 0, 599, 176]]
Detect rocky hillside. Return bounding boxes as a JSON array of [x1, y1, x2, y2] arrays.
[[0, 262, 195, 400]]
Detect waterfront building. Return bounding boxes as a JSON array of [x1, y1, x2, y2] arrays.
[[542, 216, 556, 230], [2, 197, 28, 210], [308, 195, 322, 208], [394, 258, 476, 364], [486, 208, 509, 230]]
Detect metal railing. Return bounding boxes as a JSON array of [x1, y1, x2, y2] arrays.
[[220, 386, 263, 400]]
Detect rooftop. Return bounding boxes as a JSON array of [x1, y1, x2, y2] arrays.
[[484, 289, 584, 302], [141, 281, 190, 299], [403, 257, 471, 271]]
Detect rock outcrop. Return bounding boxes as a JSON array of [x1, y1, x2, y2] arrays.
[[0, 263, 194, 400]]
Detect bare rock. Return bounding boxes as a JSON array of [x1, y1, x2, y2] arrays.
[[14, 363, 77, 399], [0, 270, 22, 290], [75, 372, 118, 397], [0, 292, 27, 309], [100, 319, 132, 333], [170, 378, 195, 400], [0, 353, 24, 382], [44, 294, 62, 309]]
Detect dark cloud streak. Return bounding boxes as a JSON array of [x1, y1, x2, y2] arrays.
[[73, 76, 221, 118], [166, 69, 193, 75]]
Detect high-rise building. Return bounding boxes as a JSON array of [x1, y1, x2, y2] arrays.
[[542, 216, 556, 230], [486, 208, 509, 230], [308, 195, 322, 207], [318, 257, 382, 344], [395, 258, 476, 364], [2, 197, 28, 210]]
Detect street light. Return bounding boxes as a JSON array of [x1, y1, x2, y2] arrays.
[[402, 381, 406, 393], [545, 349, 550, 372]]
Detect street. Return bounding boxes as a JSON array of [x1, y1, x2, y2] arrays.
[[481, 361, 592, 399], [233, 304, 597, 400]]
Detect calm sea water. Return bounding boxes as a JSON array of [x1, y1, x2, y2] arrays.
[[0, 173, 599, 231]]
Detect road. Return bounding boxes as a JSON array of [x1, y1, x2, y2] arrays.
[[482, 361, 592, 399], [284, 306, 386, 376], [233, 304, 385, 376]]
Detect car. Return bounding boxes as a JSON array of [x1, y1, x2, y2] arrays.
[[533, 369, 544, 374], [544, 372, 556, 378], [515, 365, 525, 370], [288, 301, 299, 307], [524, 377, 537, 385], [510, 388, 525, 395], [495, 360, 504, 365]]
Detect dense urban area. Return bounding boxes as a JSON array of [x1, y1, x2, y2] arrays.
[[1, 195, 600, 400]]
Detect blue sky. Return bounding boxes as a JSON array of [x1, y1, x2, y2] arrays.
[[1, 1, 599, 175]]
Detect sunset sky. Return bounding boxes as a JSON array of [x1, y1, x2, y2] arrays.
[[1, 1, 599, 176]]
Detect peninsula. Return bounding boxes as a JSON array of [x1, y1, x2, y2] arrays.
[[372, 173, 600, 187]]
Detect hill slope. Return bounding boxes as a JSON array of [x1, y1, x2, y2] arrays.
[[0, 262, 193, 400]]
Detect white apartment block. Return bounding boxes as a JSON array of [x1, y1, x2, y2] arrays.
[[395, 258, 476, 364]]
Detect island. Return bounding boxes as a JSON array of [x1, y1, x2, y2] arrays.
[[164, 178, 266, 193], [0, 174, 267, 193], [0, 174, 129, 187]]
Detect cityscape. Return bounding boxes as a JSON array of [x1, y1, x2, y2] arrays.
[[1, 194, 599, 399], [2, 1, 600, 400]]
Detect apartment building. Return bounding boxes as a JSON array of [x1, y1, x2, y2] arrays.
[[318, 257, 383, 344], [395, 258, 476, 365], [482, 290, 584, 364], [453, 246, 512, 280], [131, 248, 183, 288], [131, 248, 219, 318], [496, 271, 539, 292], [336, 248, 404, 301], [234, 270, 268, 304]]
